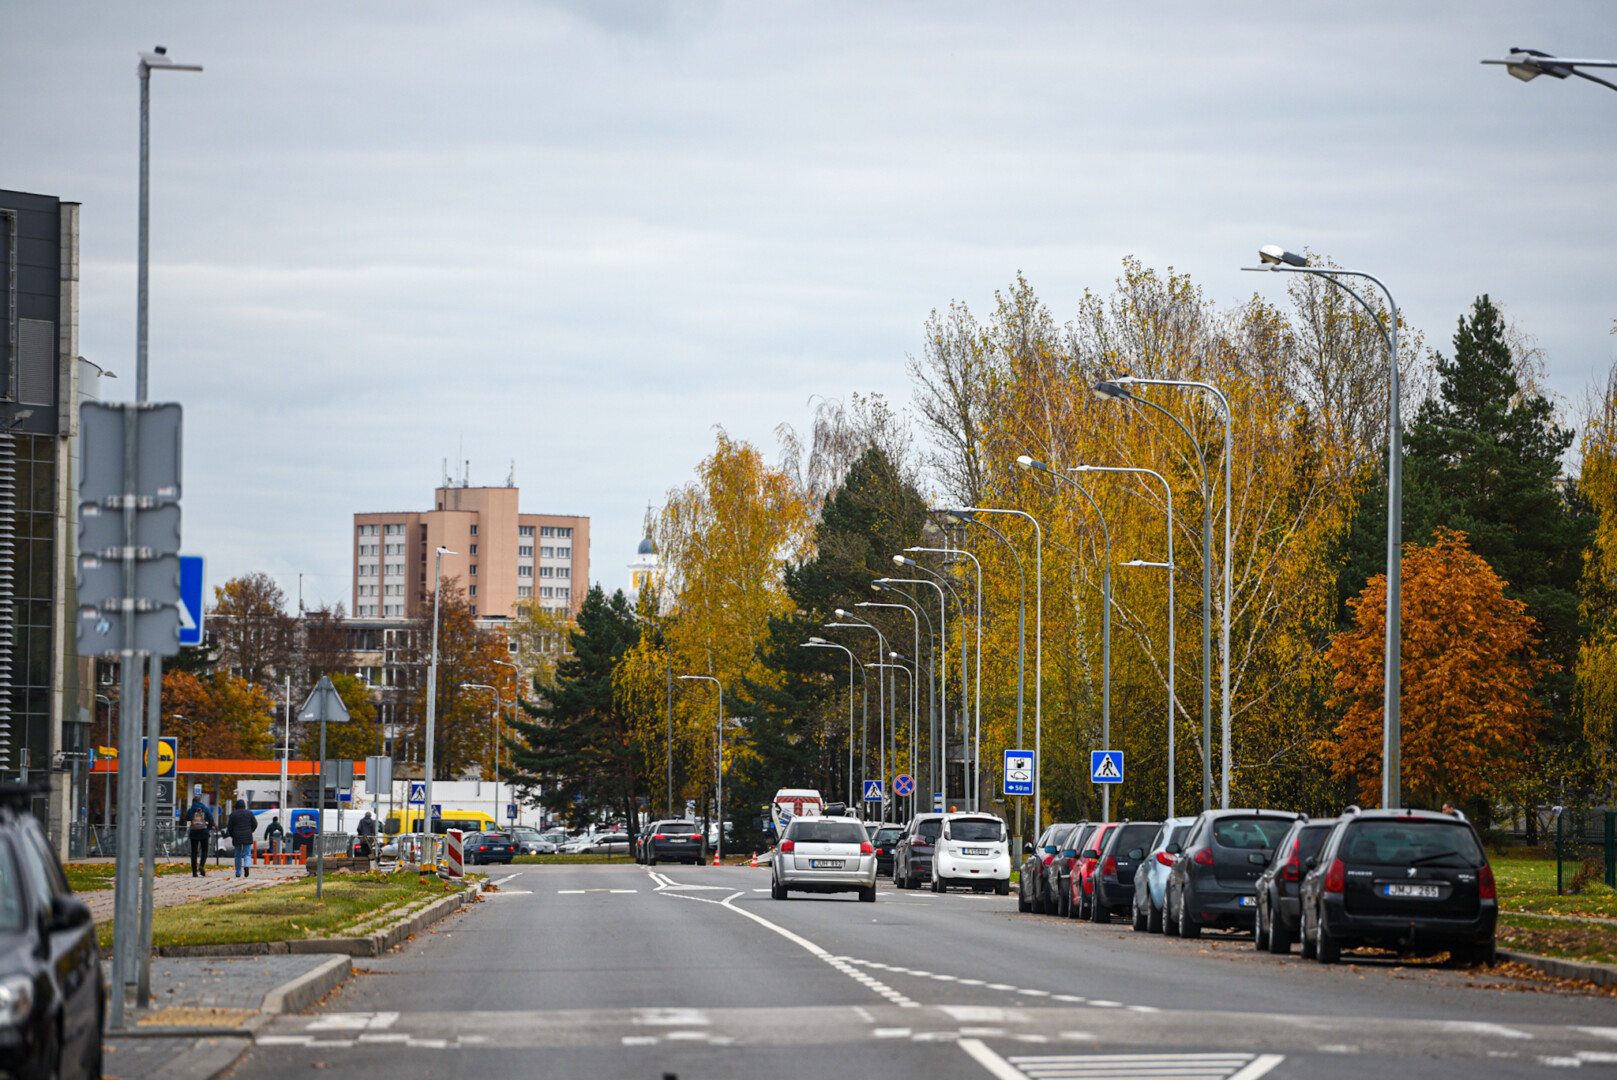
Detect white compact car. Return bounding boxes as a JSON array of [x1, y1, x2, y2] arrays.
[[771, 815, 877, 902], [931, 812, 1012, 894]]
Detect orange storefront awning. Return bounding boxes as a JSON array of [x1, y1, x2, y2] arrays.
[[90, 758, 370, 777]]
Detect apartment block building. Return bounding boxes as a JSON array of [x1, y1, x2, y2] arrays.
[[352, 483, 589, 620]]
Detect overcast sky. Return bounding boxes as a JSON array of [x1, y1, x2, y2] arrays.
[[3, 2, 1614, 611]]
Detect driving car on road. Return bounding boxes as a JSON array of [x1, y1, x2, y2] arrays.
[[510, 827, 556, 856], [1070, 823, 1117, 921], [639, 820, 703, 865], [1131, 816, 1195, 932], [1089, 819, 1161, 924], [1254, 817, 1335, 954], [1018, 822, 1072, 913], [771, 815, 878, 902], [893, 813, 945, 889], [1165, 809, 1300, 938], [931, 812, 1011, 894], [463, 831, 518, 865], [1298, 808, 1497, 966], [0, 785, 103, 1080], [869, 825, 903, 877]]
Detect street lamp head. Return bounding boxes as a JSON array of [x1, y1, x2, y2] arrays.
[[871, 582, 886, 592], [1015, 454, 1040, 472], [834, 608, 849, 618], [808, 636, 826, 644], [936, 507, 971, 524], [1499, 47, 1568, 81], [1092, 380, 1132, 402], [1258, 245, 1307, 268], [892, 554, 915, 567], [436, 546, 457, 556]]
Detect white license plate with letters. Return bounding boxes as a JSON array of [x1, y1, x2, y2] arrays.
[[810, 859, 844, 869], [1385, 883, 1440, 898], [963, 847, 990, 856]]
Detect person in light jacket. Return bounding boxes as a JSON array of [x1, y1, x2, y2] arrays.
[[227, 799, 258, 878]]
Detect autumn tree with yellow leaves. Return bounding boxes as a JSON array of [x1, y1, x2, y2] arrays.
[[1326, 529, 1550, 809]]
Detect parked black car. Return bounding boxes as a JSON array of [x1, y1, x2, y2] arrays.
[[463, 831, 518, 865], [893, 813, 944, 889], [869, 825, 904, 877], [1254, 817, 1336, 954], [639, 820, 703, 865], [1298, 808, 1497, 965], [1017, 822, 1071, 913], [1164, 809, 1300, 937], [0, 785, 103, 1080], [1089, 820, 1161, 924], [1050, 823, 1096, 919]]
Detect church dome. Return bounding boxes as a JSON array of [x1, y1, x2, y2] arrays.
[[637, 536, 657, 556]]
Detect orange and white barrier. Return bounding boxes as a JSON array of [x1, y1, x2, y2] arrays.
[[445, 829, 465, 879]]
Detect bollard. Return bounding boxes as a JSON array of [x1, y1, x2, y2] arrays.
[[444, 829, 465, 880]]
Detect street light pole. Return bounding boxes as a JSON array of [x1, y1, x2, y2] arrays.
[[860, 597, 930, 808], [802, 640, 861, 810], [876, 578, 948, 807], [1482, 48, 1617, 93], [424, 546, 456, 856], [902, 548, 982, 811], [678, 675, 724, 860], [828, 614, 889, 819], [895, 554, 975, 809], [1248, 245, 1403, 808]]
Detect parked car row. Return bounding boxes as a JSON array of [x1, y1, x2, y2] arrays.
[[1018, 806, 1498, 966]]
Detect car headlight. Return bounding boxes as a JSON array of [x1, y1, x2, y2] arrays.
[[0, 975, 33, 1026]]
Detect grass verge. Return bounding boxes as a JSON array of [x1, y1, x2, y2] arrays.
[[65, 861, 191, 893], [1492, 854, 1617, 920], [1498, 913, 1617, 967], [95, 870, 466, 949]]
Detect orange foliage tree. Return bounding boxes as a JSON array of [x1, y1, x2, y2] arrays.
[[1326, 528, 1551, 808]]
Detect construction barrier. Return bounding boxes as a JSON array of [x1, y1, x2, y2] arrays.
[[444, 829, 464, 879]]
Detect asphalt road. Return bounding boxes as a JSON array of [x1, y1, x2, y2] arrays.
[[227, 863, 1617, 1079]]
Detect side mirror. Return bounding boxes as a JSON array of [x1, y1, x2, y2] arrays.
[[1127, 848, 1145, 861], [1082, 849, 1100, 860], [1022, 842, 1034, 855], [1166, 842, 1182, 855], [1044, 845, 1057, 855], [1061, 849, 1077, 859], [50, 894, 91, 931], [1248, 852, 1268, 866]]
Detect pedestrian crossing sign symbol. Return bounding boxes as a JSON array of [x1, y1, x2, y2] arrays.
[[1003, 749, 1034, 796], [1091, 750, 1124, 784], [408, 781, 426, 805], [863, 780, 884, 802]]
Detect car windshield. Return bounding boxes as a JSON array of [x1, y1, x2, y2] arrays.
[[1110, 823, 1160, 853], [915, 819, 942, 841], [948, 819, 1003, 842], [1341, 821, 1485, 867], [659, 823, 699, 835], [1212, 817, 1293, 851], [789, 821, 869, 844]]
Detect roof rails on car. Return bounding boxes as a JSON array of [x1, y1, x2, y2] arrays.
[[1342, 804, 1363, 817]]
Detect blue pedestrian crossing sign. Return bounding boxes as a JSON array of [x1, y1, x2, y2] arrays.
[[863, 780, 884, 802], [178, 555, 205, 647], [1003, 750, 1034, 796], [1091, 750, 1124, 784], [408, 781, 426, 805], [893, 774, 915, 798]]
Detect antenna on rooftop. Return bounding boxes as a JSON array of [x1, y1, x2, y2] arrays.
[[507, 460, 515, 488]]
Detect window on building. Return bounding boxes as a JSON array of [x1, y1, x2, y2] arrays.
[[384, 523, 402, 535], [556, 547, 570, 558], [540, 566, 553, 578], [469, 585, 477, 598], [558, 587, 570, 600], [518, 566, 532, 578], [386, 563, 402, 576], [358, 524, 378, 536], [540, 526, 554, 538], [540, 587, 553, 598], [556, 568, 570, 579], [469, 544, 478, 556], [470, 525, 479, 537], [469, 565, 478, 576], [541, 546, 554, 558], [518, 545, 533, 557], [519, 525, 535, 537], [518, 585, 532, 598]]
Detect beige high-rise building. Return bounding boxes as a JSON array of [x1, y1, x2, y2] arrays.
[[352, 482, 589, 621]]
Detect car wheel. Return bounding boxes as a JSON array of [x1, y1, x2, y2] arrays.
[[1017, 881, 1031, 912], [1147, 897, 1164, 934], [1178, 895, 1201, 938], [932, 875, 944, 894], [1065, 885, 1081, 920], [1132, 898, 1148, 932], [1090, 896, 1111, 924], [20, 1017, 59, 1080], [1254, 906, 1270, 951], [860, 886, 876, 903], [1031, 880, 1046, 914], [1315, 923, 1340, 964], [647, 852, 656, 866], [771, 880, 786, 900], [1268, 916, 1291, 955], [1299, 909, 1317, 960], [995, 879, 1010, 896], [1163, 892, 1179, 937], [1058, 885, 1071, 919]]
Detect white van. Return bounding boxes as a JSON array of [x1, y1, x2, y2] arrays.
[[770, 789, 824, 838]]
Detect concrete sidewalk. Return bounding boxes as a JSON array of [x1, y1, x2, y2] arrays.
[[85, 863, 305, 924]]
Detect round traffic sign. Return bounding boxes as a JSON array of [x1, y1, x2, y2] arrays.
[[893, 774, 915, 797]]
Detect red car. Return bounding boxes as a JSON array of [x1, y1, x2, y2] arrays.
[[1070, 822, 1118, 920]]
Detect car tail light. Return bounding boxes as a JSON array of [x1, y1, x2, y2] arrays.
[[1282, 838, 1301, 882], [1064, 856, 1077, 871], [1324, 857, 1346, 894], [1102, 856, 1117, 877], [478, 846, 488, 851], [1192, 848, 1214, 866], [653, 834, 667, 840], [860, 841, 874, 854], [1479, 864, 1496, 900], [1156, 851, 1176, 867], [780, 840, 795, 853], [1042, 854, 1054, 867]]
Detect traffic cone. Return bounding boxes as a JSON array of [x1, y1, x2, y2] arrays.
[[712, 851, 722, 866], [748, 851, 759, 867]]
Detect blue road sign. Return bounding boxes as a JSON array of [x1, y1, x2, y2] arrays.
[[1003, 749, 1034, 797], [408, 781, 426, 805], [863, 780, 884, 802], [507, 803, 517, 819], [893, 774, 915, 798], [178, 555, 205, 647], [1091, 750, 1124, 784]]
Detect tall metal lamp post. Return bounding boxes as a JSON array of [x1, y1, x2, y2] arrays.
[[801, 639, 862, 810], [423, 546, 456, 854], [1247, 245, 1403, 808]]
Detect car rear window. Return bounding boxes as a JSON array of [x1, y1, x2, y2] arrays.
[[1212, 817, 1293, 850], [874, 828, 902, 844], [1166, 824, 1190, 848], [948, 819, 1004, 842], [1109, 823, 1159, 854], [1297, 824, 1333, 862], [915, 819, 942, 841], [789, 821, 870, 844], [659, 823, 699, 835], [1340, 821, 1484, 867], [1070, 825, 1096, 853]]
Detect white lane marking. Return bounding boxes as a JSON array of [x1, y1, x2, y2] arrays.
[[1582, 1028, 1617, 1042], [634, 1008, 710, 1026], [874, 1028, 912, 1038], [621, 1035, 658, 1046], [609, 889, 638, 893], [1229, 1057, 1287, 1080], [485, 890, 533, 895], [1446, 1021, 1532, 1040], [958, 1038, 1030, 1080], [851, 1006, 875, 1023], [256, 1036, 313, 1046], [491, 873, 519, 886], [557, 889, 586, 894]]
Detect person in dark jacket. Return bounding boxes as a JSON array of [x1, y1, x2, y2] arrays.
[[185, 797, 214, 877], [264, 815, 285, 854], [227, 799, 257, 878], [356, 811, 377, 858]]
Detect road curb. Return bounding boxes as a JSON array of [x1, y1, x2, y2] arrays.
[[156, 881, 480, 958], [1498, 948, 1617, 987], [260, 954, 352, 1013]]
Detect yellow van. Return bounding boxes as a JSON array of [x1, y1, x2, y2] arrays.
[[384, 809, 497, 835]]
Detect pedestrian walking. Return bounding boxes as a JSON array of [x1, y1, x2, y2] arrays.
[[228, 799, 257, 878], [357, 810, 377, 859], [264, 815, 285, 854], [185, 795, 214, 876]]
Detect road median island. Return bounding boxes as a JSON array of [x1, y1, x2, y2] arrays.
[[97, 870, 481, 957]]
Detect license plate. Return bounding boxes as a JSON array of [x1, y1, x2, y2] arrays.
[[810, 859, 845, 869], [1385, 883, 1440, 898], [1237, 895, 1255, 907], [963, 847, 990, 856]]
